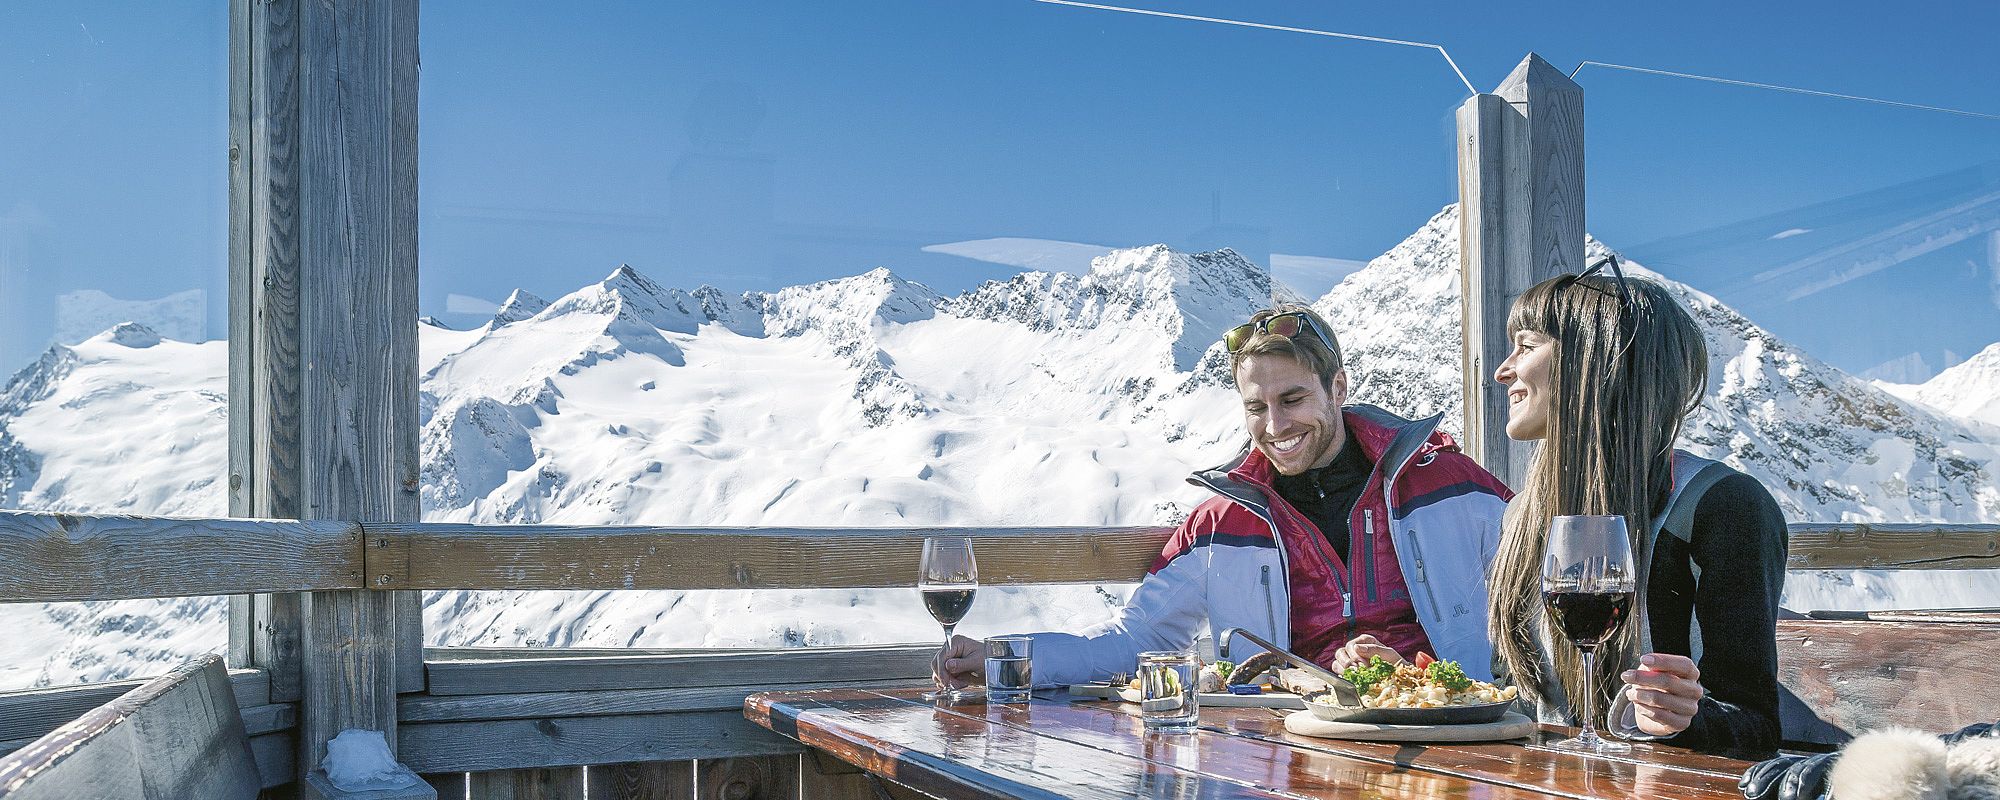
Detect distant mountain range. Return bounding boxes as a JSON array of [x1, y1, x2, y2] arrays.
[[2, 204, 1995, 690]]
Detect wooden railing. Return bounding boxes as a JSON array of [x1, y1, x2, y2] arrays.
[[7, 511, 1998, 603], [4, 509, 1999, 796]]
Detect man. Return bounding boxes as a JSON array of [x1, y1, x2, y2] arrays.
[[934, 305, 1512, 690]]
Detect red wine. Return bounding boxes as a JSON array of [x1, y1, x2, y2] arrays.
[[922, 587, 977, 626], [1544, 590, 1632, 649]]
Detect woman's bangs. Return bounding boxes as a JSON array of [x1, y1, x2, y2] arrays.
[[1508, 279, 1562, 337]]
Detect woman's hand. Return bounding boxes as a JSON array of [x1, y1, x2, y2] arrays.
[[932, 635, 985, 690], [1329, 634, 1404, 673], [1622, 653, 1703, 736]]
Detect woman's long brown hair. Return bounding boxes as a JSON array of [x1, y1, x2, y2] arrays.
[[1487, 270, 1709, 720]]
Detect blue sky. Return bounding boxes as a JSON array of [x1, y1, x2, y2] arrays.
[[3, 1, 1997, 377]]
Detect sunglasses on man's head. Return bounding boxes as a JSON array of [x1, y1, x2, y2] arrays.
[[1223, 312, 1332, 354], [1558, 254, 1635, 310]]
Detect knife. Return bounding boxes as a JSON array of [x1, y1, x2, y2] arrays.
[[1217, 627, 1363, 707]]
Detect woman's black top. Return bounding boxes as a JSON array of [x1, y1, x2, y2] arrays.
[[1637, 471, 1789, 760]]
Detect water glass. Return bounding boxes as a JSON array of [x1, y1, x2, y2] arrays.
[[1136, 650, 1200, 733], [984, 636, 1033, 704]]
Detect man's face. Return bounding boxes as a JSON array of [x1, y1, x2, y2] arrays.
[[1236, 354, 1348, 476]]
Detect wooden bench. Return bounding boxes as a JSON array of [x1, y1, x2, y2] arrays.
[[1778, 611, 2000, 748], [0, 654, 261, 799]]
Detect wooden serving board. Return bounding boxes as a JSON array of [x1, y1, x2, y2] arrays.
[[1068, 683, 1306, 709], [1284, 710, 1537, 742]]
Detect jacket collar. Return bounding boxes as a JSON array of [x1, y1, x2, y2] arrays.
[[1208, 404, 1449, 491]]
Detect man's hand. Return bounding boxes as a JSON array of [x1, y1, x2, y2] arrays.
[[1622, 653, 1703, 736], [1329, 634, 1404, 673], [933, 635, 985, 690]]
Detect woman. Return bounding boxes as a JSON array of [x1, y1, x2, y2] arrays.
[[1488, 256, 1787, 760]]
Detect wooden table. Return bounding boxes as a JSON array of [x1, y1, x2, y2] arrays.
[[745, 687, 1758, 799]]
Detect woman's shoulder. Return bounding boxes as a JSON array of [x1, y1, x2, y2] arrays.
[[1693, 470, 1780, 514], [1689, 469, 1787, 549]]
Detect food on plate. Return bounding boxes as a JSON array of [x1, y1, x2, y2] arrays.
[[1227, 652, 1287, 686], [1328, 656, 1519, 709], [1195, 659, 1234, 693]]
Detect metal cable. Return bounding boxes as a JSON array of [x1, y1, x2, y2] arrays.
[[1570, 61, 2000, 122], [1029, 0, 1477, 95]]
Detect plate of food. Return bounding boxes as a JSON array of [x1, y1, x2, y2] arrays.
[[1299, 654, 1519, 725]]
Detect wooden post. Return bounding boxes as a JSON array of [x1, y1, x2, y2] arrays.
[[1456, 53, 1585, 487], [229, 0, 423, 783], [228, 0, 308, 704], [293, 0, 422, 775]]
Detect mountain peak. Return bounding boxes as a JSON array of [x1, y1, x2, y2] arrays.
[[597, 264, 669, 300], [1, 344, 79, 415], [951, 243, 1284, 372], [1912, 341, 2000, 425], [100, 322, 163, 349], [763, 268, 942, 338], [493, 289, 551, 327]]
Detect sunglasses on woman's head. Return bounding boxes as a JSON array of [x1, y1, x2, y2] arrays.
[[1558, 254, 1635, 310], [1223, 312, 1332, 354]]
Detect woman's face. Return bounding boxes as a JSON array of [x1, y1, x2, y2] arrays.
[[1495, 329, 1555, 440]]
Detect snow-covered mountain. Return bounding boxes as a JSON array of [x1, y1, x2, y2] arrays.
[[1878, 343, 2000, 428], [3, 205, 1995, 690]]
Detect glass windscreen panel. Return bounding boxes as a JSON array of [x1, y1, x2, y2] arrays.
[[419, 1, 1471, 649], [0, 4, 229, 690], [1582, 69, 2000, 611]]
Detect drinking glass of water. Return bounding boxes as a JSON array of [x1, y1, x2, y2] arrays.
[[984, 636, 1032, 704], [1136, 650, 1199, 733]]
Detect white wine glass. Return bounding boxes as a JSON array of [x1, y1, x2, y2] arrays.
[[918, 536, 978, 702]]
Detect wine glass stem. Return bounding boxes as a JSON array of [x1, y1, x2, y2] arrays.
[[1578, 647, 1599, 742], [938, 624, 956, 695]]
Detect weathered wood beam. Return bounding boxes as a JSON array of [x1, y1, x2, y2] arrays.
[[398, 678, 924, 723], [0, 656, 261, 800], [250, 731, 296, 790], [423, 645, 934, 697], [467, 767, 585, 800], [364, 524, 1175, 591], [0, 512, 360, 604], [0, 669, 272, 744], [226, 0, 259, 686], [698, 755, 799, 800], [589, 760, 692, 800], [282, 0, 422, 779], [399, 710, 799, 774], [1787, 523, 2000, 571], [231, 0, 309, 707], [1456, 53, 1584, 487], [6, 514, 1999, 606], [1778, 617, 2000, 744]]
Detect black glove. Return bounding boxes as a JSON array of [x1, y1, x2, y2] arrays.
[[1738, 751, 1837, 800], [1942, 719, 1999, 746]]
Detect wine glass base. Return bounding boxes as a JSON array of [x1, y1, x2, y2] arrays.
[[922, 688, 986, 705], [1547, 733, 1631, 754]]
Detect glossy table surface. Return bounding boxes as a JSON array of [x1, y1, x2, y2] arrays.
[[744, 687, 1757, 799]]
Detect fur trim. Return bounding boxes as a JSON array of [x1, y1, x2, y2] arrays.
[[1829, 728, 1950, 800], [1948, 736, 2000, 800]]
